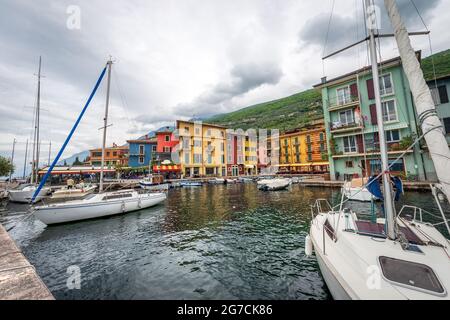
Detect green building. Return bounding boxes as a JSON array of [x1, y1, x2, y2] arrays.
[[429, 75, 450, 144], [314, 54, 436, 182]]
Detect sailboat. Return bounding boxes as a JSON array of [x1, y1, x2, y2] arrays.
[[32, 60, 166, 225], [8, 57, 51, 203], [307, 0, 450, 299], [343, 177, 378, 202]]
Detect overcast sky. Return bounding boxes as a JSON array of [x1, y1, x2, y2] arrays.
[[0, 0, 448, 176]]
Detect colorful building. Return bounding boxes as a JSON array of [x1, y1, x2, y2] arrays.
[[126, 136, 157, 168], [154, 126, 179, 164], [275, 121, 329, 174], [89, 143, 128, 167], [315, 54, 434, 181], [177, 120, 227, 177]]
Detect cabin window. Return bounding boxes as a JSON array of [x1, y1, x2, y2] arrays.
[[381, 100, 397, 122], [343, 136, 357, 153], [337, 86, 351, 105], [386, 129, 400, 143], [380, 74, 394, 96], [379, 256, 445, 295]]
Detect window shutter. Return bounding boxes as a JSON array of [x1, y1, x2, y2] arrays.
[[369, 104, 377, 125], [356, 135, 364, 153], [438, 85, 449, 104], [350, 83, 358, 99], [367, 78, 375, 100]]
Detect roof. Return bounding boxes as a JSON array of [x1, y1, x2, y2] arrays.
[[313, 52, 422, 89], [126, 138, 157, 144], [90, 145, 129, 152], [156, 126, 175, 134], [176, 119, 228, 129]]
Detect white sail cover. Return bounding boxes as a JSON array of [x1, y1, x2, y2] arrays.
[[385, 0, 450, 203]]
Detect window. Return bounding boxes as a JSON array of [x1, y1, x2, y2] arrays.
[[184, 127, 189, 134], [194, 139, 202, 147], [284, 139, 288, 146], [165, 135, 170, 142], [443, 118, 450, 134], [152, 145, 157, 152], [221, 142, 224, 151], [206, 129, 211, 136], [207, 154, 212, 164], [306, 135, 311, 143], [194, 153, 202, 164], [320, 132, 324, 141], [195, 127, 200, 135], [386, 130, 400, 143], [184, 153, 190, 164], [337, 86, 351, 105], [339, 109, 355, 125], [345, 161, 353, 168], [380, 74, 394, 96], [430, 85, 449, 105], [296, 154, 300, 163], [139, 156, 144, 164], [139, 145, 144, 155], [343, 136, 357, 153], [221, 155, 225, 164], [320, 143, 325, 152], [163, 146, 171, 153], [294, 137, 299, 145], [381, 100, 397, 122], [307, 153, 312, 161], [370, 159, 404, 173], [113, 151, 117, 157]]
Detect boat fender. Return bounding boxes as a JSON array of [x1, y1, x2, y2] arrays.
[[305, 235, 313, 256], [121, 201, 126, 213], [137, 198, 142, 209]]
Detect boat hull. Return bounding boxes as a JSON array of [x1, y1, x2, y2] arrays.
[[34, 192, 166, 225], [344, 187, 377, 202], [139, 182, 169, 191], [8, 186, 51, 203]]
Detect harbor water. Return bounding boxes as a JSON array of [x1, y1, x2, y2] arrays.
[[1, 184, 448, 300]]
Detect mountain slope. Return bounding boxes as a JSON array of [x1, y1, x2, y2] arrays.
[[208, 89, 323, 131]]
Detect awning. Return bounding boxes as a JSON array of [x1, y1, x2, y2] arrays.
[[153, 165, 181, 172]]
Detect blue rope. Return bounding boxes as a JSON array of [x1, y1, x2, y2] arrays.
[[31, 65, 107, 202]]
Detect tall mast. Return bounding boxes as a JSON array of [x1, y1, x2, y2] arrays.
[[35, 56, 42, 184], [365, 0, 396, 239], [23, 139, 28, 179], [384, 0, 450, 203], [99, 60, 112, 192], [9, 138, 16, 182]]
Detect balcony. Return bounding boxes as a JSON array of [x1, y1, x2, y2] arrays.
[[328, 94, 359, 111], [329, 121, 363, 134]]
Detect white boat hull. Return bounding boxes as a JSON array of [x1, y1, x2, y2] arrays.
[[8, 185, 51, 203], [34, 191, 166, 225], [257, 178, 291, 191], [139, 182, 169, 191], [344, 186, 377, 202]]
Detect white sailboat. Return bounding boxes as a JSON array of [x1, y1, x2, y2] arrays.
[[308, 0, 450, 300], [257, 178, 291, 191], [32, 60, 166, 225], [343, 177, 378, 202], [8, 57, 51, 203]]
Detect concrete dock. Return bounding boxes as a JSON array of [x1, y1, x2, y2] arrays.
[[0, 224, 53, 300]]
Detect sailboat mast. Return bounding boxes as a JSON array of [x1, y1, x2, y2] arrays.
[[99, 60, 112, 192], [384, 0, 450, 204], [365, 0, 396, 239], [35, 56, 42, 184], [23, 139, 28, 179], [9, 138, 16, 182]]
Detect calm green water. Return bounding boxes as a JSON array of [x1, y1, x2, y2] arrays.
[[1, 184, 448, 300]]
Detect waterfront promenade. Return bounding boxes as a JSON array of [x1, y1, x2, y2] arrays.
[[0, 224, 53, 300]]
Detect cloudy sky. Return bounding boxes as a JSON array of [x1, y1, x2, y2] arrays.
[[0, 0, 448, 176]]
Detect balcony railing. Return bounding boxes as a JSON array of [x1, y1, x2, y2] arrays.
[[327, 94, 359, 110], [329, 121, 362, 132]]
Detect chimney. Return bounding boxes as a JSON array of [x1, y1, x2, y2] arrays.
[[321, 76, 327, 84]]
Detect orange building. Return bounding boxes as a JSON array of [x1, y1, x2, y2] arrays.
[[89, 143, 129, 167], [276, 122, 329, 174]]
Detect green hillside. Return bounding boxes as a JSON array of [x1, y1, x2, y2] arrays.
[[208, 89, 323, 131], [421, 49, 450, 81], [208, 49, 449, 132]]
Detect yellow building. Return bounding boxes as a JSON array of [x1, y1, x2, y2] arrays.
[[176, 120, 227, 177], [277, 123, 329, 174], [243, 129, 258, 175]]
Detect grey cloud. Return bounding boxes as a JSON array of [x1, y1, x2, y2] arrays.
[[299, 0, 441, 53], [174, 62, 283, 117]]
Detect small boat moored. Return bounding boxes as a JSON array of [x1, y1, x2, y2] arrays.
[[343, 177, 379, 202], [139, 174, 169, 191], [8, 184, 51, 203], [257, 178, 291, 191], [180, 181, 203, 187]]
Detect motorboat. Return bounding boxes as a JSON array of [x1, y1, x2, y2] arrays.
[[208, 178, 226, 184], [50, 183, 97, 201], [180, 181, 202, 187], [9, 184, 51, 203], [257, 178, 291, 191], [139, 175, 169, 191], [34, 189, 166, 225], [343, 177, 378, 202]]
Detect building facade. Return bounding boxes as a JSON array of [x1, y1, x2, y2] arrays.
[[428, 75, 450, 145], [276, 122, 329, 174], [155, 127, 179, 164], [315, 55, 433, 181], [89, 143, 128, 167], [126, 137, 157, 168], [177, 120, 227, 177]]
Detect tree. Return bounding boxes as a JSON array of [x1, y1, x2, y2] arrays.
[[0, 156, 14, 177], [73, 157, 83, 165]]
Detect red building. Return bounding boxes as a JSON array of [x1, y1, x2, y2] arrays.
[[156, 127, 178, 153]]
